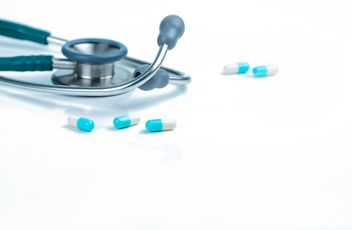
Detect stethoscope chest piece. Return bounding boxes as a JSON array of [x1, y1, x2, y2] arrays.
[[0, 15, 191, 96], [52, 38, 131, 87]]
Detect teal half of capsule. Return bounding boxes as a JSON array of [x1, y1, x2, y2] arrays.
[[77, 117, 95, 132], [113, 115, 131, 129], [237, 62, 250, 74], [252, 66, 268, 77], [145, 119, 163, 132]]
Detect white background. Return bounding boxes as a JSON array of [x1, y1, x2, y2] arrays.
[[0, 0, 352, 229]]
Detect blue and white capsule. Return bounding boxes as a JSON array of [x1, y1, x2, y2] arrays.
[[113, 114, 141, 129], [223, 62, 250, 74], [252, 64, 279, 77], [145, 119, 176, 132], [67, 116, 95, 132]]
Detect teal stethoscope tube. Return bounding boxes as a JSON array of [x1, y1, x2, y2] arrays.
[[0, 55, 53, 71], [0, 19, 50, 44]]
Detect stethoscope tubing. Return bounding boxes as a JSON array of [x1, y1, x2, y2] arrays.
[[0, 15, 191, 96]]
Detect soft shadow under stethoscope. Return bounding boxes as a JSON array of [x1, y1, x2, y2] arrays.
[[0, 85, 188, 116]]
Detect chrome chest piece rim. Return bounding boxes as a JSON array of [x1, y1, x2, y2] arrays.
[[53, 38, 129, 87]]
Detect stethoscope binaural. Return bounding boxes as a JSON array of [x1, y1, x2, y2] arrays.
[[0, 15, 191, 96]]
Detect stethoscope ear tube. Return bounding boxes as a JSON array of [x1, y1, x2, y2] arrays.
[[0, 55, 54, 71], [0, 19, 51, 44]]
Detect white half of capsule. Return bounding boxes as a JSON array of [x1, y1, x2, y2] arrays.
[[67, 116, 79, 128], [223, 63, 240, 74], [266, 64, 279, 76], [129, 114, 141, 126], [162, 119, 177, 130]]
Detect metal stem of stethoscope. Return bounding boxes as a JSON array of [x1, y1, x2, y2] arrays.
[[46, 35, 68, 46]]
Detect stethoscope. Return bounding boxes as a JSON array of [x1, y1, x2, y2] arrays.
[[0, 15, 191, 97]]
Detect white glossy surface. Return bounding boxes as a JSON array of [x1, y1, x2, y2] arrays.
[[1, 0, 352, 229]]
